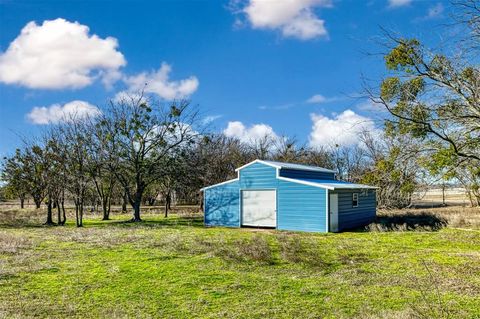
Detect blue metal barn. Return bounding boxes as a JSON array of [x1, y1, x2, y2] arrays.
[[201, 160, 377, 232]]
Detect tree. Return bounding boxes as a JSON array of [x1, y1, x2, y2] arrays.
[[196, 134, 251, 187], [21, 146, 48, 210], [2, 150, 29, 208], [86, 120, 117, 220], [368, 2, 480, 206], [44, 132, 68, 225], [375, 37, 480, 163], [59, 119, 92, 227], [158, 149, 192, 217], [42, 135, 64, 225], [361, 134, 420, 208], [102, 94, 200, 222]]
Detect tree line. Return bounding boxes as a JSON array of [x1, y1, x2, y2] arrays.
[[1, 89, 424, 227], [2, 1, 480, 226]]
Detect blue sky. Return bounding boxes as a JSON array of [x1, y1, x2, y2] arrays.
[[0, 0, 451, 157]]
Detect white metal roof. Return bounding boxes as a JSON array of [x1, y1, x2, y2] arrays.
[[235, 159, 336, 173]]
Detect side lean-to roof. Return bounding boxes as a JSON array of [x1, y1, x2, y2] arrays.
[[200, 159, 377, 191]]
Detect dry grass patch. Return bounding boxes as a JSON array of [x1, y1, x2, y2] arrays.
[[0, 231, 33, 254]]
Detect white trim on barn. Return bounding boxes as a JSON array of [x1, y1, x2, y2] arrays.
[[235, 159, 282, 172], [200, 178, 239, 191], [234, 159, 336, 174], [325, 189, 329, 232], [277, 175, 335, 190]]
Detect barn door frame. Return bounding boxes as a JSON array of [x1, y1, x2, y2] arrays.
[[240, 189, 277, 228], [329, 193, 339, 232]]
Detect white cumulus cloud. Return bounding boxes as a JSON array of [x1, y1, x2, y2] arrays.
[[306, 94, 327, 103], [388, 0, 412, 8], [241, 0, 331, 40], [309, 109, 380, 148], [27, 100, 101, 125], [0, 18, 126, 89], [223, 121, 280, 144], [306, 93, 341, 104], [124, 62, 199, 100]]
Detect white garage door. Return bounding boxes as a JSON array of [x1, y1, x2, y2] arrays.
[[241, 190, 276, 227]]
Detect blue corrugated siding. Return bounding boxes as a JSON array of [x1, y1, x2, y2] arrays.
[[277, 181, 327, 232], [280, 168, 335, 180], [239, 162, 278, 188], [204, 181, 240, 227], [334, 189, 376, 231]]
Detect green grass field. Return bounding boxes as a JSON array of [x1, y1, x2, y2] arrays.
[[1, 206, 479, 318]]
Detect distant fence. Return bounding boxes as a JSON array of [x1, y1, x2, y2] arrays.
[[412, 187, 470, 207]]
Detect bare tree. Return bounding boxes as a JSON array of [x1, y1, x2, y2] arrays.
[[58, 118, 92, 227], [86, 120, 117, 220], [102, 93, 200, 222]]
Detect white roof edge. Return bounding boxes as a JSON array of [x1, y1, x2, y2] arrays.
[[278, 176, 377, 190], [234, 159, 281, 172], [332, 185, 379, 190], [324, 183, 378, 190], [277, 176, 335, 190], [200, 178, 239, 191], [235, 159, 335, 173], [274, 164, 336, 173]]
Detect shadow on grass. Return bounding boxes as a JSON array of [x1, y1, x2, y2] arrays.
[[364, 213, 448, 232]]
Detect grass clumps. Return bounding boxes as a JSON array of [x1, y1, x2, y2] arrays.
[[0, 207, 479, 318], [0, 231, 33, 254], [277, 233, 328, 268]]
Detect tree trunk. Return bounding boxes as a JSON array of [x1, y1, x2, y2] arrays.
[[164, 199, 168, 218], [167, 191, 172, 210], [102, 198, 110, 220], [164, 190, 171, 218], [79, 202, 83, 227], [75, 202, 81, 227], [130, 187, 143, 222], [122, 191, 127, 214], [61, 198, 66, 225], [132, 201, 142, 221], [45, 197, 54, 225], [34, 197, 42, 209], [20, 196, 25, 209], [56, 200, 62, 225], [467, 188, 475, 207], [148, 197, 156, 206]]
